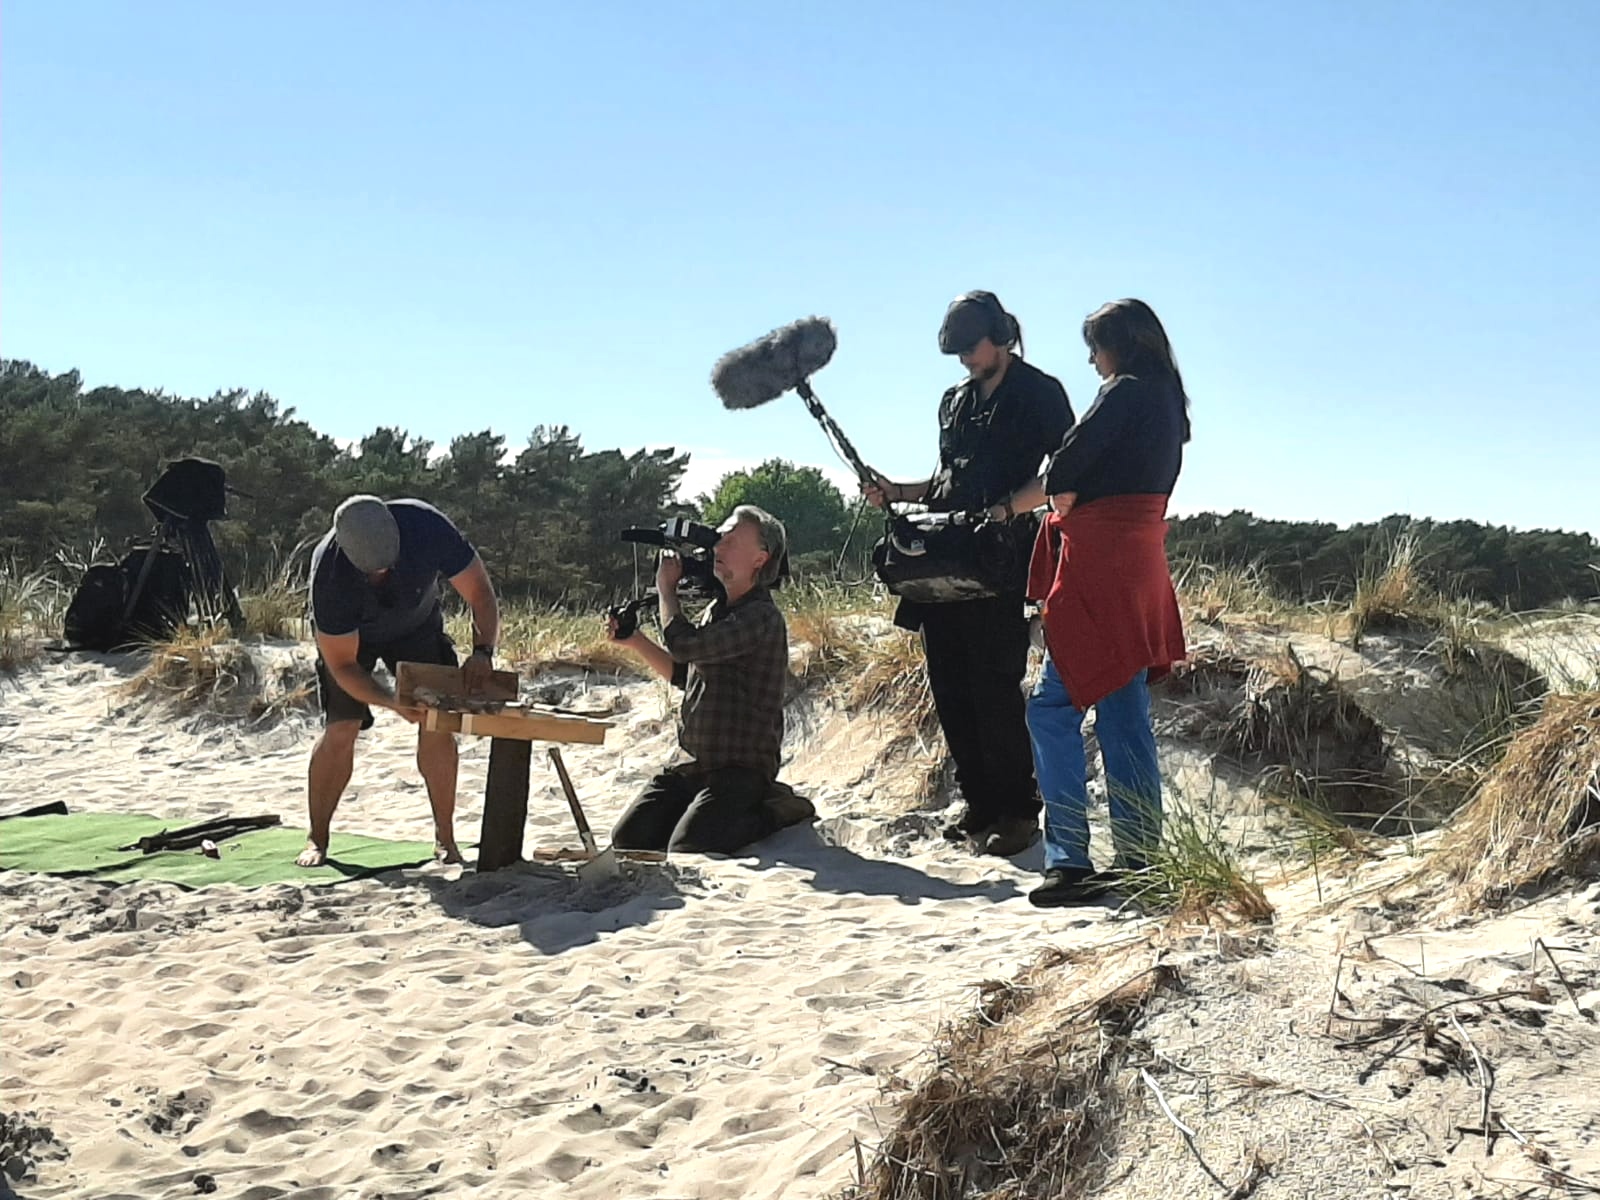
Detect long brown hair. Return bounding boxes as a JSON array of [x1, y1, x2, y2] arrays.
[[1083, 299, 1191, 441]]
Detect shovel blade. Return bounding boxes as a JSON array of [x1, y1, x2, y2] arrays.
[[577, 847, 621, 883]]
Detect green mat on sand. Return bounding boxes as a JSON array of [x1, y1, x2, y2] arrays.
[[0, 812, 448, 888]]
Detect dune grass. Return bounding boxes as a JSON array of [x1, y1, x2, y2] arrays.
[[120, 622, 317, 723], [1439, 691, 1600, 907], [0, 564, 66, 672], [239, 576, 308, 640], [123, 623, 259, 708], [1173, 558, 1289, 627], [1343, 531, 1452, 646], [1112, 781, 1276, 924], [783, 584, 940, 745], [849, 943, 1174, 1200]]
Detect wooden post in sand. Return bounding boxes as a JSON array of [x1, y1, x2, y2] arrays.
[[479, 738, 533, 871]]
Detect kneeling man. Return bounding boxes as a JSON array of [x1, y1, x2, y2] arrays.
[[300, 495, 500, 867], [608, 506, 797, 854]]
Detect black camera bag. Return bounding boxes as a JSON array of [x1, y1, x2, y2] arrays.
[[871, 512, 1030, 603]]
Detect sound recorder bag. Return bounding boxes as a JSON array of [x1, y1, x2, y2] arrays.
[[871, 510, 1030, 604]]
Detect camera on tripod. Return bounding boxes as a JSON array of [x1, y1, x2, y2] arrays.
[[608, 517, 727, 639]]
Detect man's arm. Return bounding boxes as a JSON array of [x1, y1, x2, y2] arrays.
[[987, 375, 1075, 521], [615, 627, 678, 683], [607, 553, 688, 684], [316, 629, 421, 722], [448, 554, 501, 691], [862, 473, 933, 508], [448, 554, 500, 649], [655, 553, 685, 630]]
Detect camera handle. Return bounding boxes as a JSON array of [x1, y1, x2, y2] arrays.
[[607, 593, 656, 640]]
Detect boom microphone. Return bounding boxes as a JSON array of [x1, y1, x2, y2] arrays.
[[710, 316, 874, 484], [711, 316, 837, 410]]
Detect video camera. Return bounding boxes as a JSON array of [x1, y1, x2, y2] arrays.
[[608, 517, 727, 639]]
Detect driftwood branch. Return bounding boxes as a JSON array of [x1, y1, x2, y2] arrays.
[[1333, 989, 1535, 1049], [1140, 1067, 1230, 1191], [1448, 1014, 1496, 1157], [120, 814, 282, 854], [1535, 938, 1594, 1022]]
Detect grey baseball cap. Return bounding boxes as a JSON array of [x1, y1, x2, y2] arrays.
[[333, 495, 400, 572]]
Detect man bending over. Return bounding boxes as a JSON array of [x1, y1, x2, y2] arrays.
[[299, 495, 500, 867]]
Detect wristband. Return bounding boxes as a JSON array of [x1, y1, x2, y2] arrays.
[[1002, 499, 1015, 520]]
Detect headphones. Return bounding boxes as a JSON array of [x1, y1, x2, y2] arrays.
[[940, 290, 1020, 354]]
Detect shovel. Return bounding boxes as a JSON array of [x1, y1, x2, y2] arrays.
[[548, 747, 620, 883]]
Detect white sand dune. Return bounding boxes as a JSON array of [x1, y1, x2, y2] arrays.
[[8, 632, 1598, 1199], [1, 650, 1137, 1199]]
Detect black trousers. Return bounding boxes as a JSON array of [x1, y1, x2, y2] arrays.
[[611, 766, 776, 855], [920, 595, 1039, 826]]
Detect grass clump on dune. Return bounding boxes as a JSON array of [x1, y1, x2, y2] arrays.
[[1439, 691, 1600, 908], [0, 564, 65, 672], [784, 585, 939, 741], [1343, 532, 1448, 646], [121, 623, 316, 723], [847, 945, 1175, 1200], [123, 624, 258, 708]]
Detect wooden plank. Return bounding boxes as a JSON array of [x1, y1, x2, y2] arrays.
[[420, 707, 610, 745], [478, 737, 532, 871], [395, 661, 518, 706], [530, 848, 668, 865]]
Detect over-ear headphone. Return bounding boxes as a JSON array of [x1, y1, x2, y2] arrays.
[[965, 291, 1015, 346], [939, 290, 1020, 354]]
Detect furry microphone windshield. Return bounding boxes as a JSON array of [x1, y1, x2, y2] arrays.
[[711, 316, 837, 410]]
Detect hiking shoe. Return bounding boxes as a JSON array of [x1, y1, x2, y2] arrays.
[[764, 782, 817, 830], [1028, 868, 1115, 908], [980, 817, 1040, 857]]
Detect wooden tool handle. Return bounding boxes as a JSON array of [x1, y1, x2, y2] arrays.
[[548, 747, 600, 857]]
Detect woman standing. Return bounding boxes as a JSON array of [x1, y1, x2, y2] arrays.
[[1024, 299, 1190, 907]]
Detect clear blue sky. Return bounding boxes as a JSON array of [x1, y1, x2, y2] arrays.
[[5, 1, 1596, 534]]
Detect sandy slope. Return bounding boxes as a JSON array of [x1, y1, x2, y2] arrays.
[[0, 650, 1137, 1199]]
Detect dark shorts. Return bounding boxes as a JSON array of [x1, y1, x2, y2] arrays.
[[315, 621, 457, 730]]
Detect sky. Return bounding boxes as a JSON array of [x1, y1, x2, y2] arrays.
[[4, 1, 1597, 534]]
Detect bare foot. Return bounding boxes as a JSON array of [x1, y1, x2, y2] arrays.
[[435, 841, 464, 865], [296, 841, 328, 868]]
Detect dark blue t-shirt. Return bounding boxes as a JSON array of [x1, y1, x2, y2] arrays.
[[310, 500, 477, 642]]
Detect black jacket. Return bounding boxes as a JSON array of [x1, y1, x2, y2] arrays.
[[1044, 372, 1187, 503], [927, 357, 1073, 512]]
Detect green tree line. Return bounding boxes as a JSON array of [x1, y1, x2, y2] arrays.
[[0, 361, 698, 603], [3, 361, 1594, 610], [1167, 510, 1598, 610]]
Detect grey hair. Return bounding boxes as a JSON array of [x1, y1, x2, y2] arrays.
[[732, 504, 788, 586]]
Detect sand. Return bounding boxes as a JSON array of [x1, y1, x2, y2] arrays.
[[0, 648, 1138, 1199], [6, 629, 1597, 1199]]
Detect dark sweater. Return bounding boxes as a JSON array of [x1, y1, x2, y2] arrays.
[[1043, 373, 1187, 503]]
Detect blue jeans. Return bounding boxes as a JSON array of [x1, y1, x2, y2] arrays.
[[1026, 660, 1162, 871]]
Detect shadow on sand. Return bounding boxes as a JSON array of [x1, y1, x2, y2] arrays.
[[733, 822, 1028, 905], [388, 858, 692, 955]]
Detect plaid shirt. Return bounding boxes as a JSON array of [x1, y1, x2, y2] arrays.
[[664, 586, 787, 778]]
